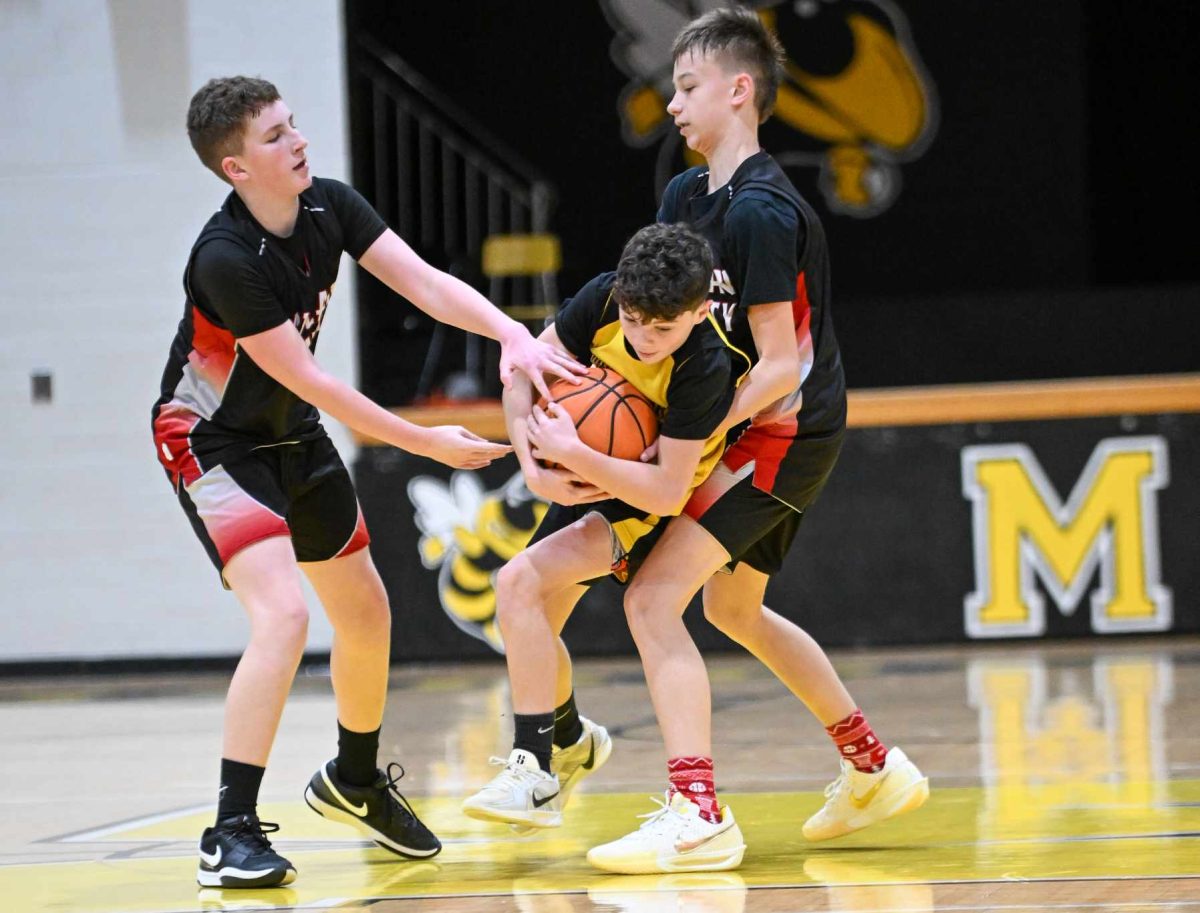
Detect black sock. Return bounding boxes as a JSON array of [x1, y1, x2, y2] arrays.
[[217, 758, 265, 824], [553, 692, 584, 749], [337, 721, 381, 787], [513, 711, 555, 772]]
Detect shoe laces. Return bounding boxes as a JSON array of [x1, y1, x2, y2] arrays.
[[486, 755, 546, 785], [222, 815, 281, 853], [380, 762, 420, 825], [633, 792, 689, 837], [823, 760, 857, 800]]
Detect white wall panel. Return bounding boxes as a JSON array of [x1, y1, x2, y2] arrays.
[[0, 0, 359, 660]]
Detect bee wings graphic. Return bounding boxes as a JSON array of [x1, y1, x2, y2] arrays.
[[600, 0, 732, 145], [407, 472, 486, 569]]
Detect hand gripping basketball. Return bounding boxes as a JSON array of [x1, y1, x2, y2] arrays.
[[534, 364, 659, 466]]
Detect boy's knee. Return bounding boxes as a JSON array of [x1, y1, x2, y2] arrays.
[[495, 558, 527, 599], [703, 592, 759, 639], [349, 594, 392, 641], [622, 580, 657, 635], [495, 557, 539, 623], [250, 601, 309, 654]]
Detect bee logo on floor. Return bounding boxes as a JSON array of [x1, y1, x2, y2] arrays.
[[408, 471, 548, 652]]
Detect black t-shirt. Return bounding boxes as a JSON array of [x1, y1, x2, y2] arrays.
[[553, 272, 750, 500], [153, 177, 387, 469], [190, 179, 385, 339], [658, 151, 846, 439]]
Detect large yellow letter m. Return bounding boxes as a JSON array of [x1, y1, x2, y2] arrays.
[[962, 437, 1171, 638]]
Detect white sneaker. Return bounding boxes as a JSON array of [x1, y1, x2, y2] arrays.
[[461, 749, 563, 828], [554, 716, 613, 806], [509, 716, 614, 837], [587, 792, 746, 874], [802, 746, 929, 841]]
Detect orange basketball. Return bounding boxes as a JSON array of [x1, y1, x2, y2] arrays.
[[536, 364, 659, 464]]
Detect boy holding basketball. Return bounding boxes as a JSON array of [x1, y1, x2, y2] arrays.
[[584, 8, 929, 873], [461, 223, 749, 854], [153, 76, 582, 888]]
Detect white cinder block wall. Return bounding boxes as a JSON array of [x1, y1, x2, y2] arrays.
[[0, 0, 359, 660]]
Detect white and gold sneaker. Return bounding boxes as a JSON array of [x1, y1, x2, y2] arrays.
[[461, 749, 563, 828], [587, 792, 746, 874], [802, 746, 929, 842], [554, 716, 613, 806], [509, 716, 614, 837]]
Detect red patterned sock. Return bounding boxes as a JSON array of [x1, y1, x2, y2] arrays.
[[826, 709, 888, 773], [667, 756, 722, 823]]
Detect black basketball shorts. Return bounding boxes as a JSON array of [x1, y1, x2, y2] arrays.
[[526, 498, 666, 586], [683, 427, 844, 575], [167, 435, 370, 585]]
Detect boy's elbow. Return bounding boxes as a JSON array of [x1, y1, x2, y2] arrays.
[[655, 482, 692, 517], [775, 361, 802, 398]]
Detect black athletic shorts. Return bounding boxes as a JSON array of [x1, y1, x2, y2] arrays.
[[526, 498, 665, 586], [683, 428, 843, 574], [168, 435, 369, 585]]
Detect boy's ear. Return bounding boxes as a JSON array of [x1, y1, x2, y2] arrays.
[[694, 298, 713, 323], [731, 72, 754, 109], [222, 154, 248, 184]]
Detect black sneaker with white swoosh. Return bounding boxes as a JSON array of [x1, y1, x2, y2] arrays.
[[196, 814, 296, 888], [304, 759, 441, 858]]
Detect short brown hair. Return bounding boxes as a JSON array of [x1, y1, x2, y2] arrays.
[[672, 7, 785, 123], [614, 223, 713, 322], [186, 76, 281, 182]]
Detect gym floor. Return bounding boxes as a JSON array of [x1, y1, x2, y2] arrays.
[[3, 636, 1198, 912]]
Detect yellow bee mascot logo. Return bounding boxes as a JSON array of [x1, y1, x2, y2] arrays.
[[602, 0, 938, 217], [407, 471, 547, 653]]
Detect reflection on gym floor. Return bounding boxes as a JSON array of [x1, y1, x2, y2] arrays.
[[2, 638, 1198, 912]]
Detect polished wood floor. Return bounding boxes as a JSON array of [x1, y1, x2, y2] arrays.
[[3, 637, 1198, 912]]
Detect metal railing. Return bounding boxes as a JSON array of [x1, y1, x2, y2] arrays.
[[349, 33, 558, 399]]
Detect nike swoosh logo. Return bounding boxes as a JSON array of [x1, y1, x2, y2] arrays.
[[532, 790, 559, 808], [674, 821, 732, 853], [322, 768, 369, 816], [849, 772, 890, 810], [537, 725, 554, 734], [581, 735, 596, 770], [198, 845, 223, 867]]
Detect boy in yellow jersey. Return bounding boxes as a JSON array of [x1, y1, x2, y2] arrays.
[[461, 223, 748, 869], [587, 8, 928, 875]]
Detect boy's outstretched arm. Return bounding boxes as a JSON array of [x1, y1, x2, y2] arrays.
[[715, 300, 802, 435], [527, 404, 705, 517], [357, 229, 585, 400], [238, 322, 510, 469], [502, 324, 608, 506]]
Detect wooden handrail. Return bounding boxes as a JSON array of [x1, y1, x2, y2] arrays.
[[351, 373, 1200, 445]]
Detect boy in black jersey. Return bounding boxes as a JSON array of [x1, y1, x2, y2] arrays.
[[152, 76, 582, 889], [585, 9, 928, 874], [460, 224, 747, 869]]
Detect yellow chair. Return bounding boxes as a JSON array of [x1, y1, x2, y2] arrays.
[[481, 233, 562, 323]]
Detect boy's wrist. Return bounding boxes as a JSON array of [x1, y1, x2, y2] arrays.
[[497, 318, 528, 348], [395, 420, 433, 456]]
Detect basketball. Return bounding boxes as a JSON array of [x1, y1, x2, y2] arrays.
[[536, 364, 659, 464]]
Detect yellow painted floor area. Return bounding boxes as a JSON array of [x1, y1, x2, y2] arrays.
[[7, 782, 1200, 912], [3, 639, 1199, 912]]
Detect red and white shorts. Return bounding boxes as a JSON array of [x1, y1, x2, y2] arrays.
[[154, 422, 369, 584]]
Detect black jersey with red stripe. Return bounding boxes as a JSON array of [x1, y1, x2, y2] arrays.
[[658, 152, 846, 505], [152, 177, 386, 484]]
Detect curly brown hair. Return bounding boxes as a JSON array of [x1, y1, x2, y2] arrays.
[[671, 6, 786, 123], [186, 76, 281, 183], [614, 223, 713, 322]]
